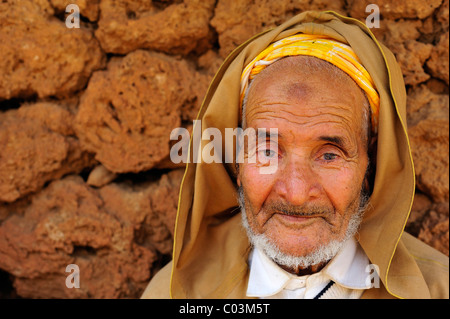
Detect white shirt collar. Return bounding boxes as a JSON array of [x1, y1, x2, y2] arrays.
[[246, 237, 372, 298]]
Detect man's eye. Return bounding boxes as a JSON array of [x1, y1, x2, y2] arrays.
[[323, 153, 338, 161], [257, 148, 277, 161], [259, 149, 276, 158]]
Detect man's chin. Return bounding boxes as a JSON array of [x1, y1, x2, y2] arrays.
[[267, 236, 329, 259], [253, 230, 344, 269], [241, 211, 344, 269]]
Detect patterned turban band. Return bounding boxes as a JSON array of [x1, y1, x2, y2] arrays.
[[240, 34, 380, 133]]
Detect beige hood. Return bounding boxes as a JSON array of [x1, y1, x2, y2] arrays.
[[169, 11, 432, 299]]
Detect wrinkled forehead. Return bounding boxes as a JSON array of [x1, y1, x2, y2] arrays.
[[244, 56, 366, 120], [241, 56, 371, 149]]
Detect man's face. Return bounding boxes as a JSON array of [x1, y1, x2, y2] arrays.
[[237, 57, 369, 267]]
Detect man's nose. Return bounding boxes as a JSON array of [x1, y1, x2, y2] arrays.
[[273, 156, 321, 206]]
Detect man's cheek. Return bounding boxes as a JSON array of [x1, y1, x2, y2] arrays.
[[321, 168, 361, 201], [242, 165, 274, 193], [241, 166, 274, 208]]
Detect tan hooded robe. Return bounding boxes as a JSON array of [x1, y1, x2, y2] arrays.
[[141, 11, 449, 299]]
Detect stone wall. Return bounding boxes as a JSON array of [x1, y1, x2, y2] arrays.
[[0, 0, 448, 298]]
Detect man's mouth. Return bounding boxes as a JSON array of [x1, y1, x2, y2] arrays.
[[274, 212, 321, 228]]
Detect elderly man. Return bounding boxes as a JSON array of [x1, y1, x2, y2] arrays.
[[142, 11, 449, 299]]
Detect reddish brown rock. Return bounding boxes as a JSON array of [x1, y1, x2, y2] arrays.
[[149, 169, 185, 238], [390, 40, 433, 86], [407, 85, 449, 203], [427, 31, 450, 85], [437, 0, 449, 30], [406, 192, 433, 236], [407, 85, 449, 125], [211, 0, 346, 58], [418, 203, 449, 256], [372, 19, 422, 44], [0, 103, 95, 203], [50, 0, 100, 22], [95, 0, 215, 55], [197, 50, 225, 77], [99, 169, 184, 255], [0, 176, 128, 298], [373, 19, 435, 85], [74, 50, 207, 173], [0, 169, 183, 298], [347, 0, 442, 20], [86, 165, 118, 188], [406, 195, 449, 256], [369, 19, 431, 86], [0, 0, 105, 101]]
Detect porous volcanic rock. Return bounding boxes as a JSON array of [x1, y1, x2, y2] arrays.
[[418, 202, 449, 256], [50, 0, 100, 22], [0, 0, 105, 101], [392, 40, 433, 86], [437, 0, 449, 30], [74, 50, 208, 173], [95, 0, 216, 55], [86, 164, 118, 188], [0, 169, 183, 298], [427, 31, 450, 85], [211, 0, 346, 58], [373, 19, 434, 86], [407, 85, 449, 203], [347, 0, 443, 20], [0, 102, 95, 203], [406, 192, 434, 236]]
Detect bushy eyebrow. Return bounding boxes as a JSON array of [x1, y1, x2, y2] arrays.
[[318, 135, 349, 149], [255, 130, 351, 152]]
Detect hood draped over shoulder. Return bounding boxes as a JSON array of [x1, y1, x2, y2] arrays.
[[162, 11, 446, 299]]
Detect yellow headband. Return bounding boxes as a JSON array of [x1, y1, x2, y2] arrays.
[[240, 34, 380, 133]]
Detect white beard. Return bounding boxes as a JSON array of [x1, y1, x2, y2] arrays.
[[238, 187, 368, 270]]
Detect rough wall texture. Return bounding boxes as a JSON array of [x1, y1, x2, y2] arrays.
[[0, 0, 448, 298]]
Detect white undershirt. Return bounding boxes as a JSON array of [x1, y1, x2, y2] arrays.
[[246, 237, 372, 299]]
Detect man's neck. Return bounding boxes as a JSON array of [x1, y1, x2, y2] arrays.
[[279, 261, 328, 276]]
